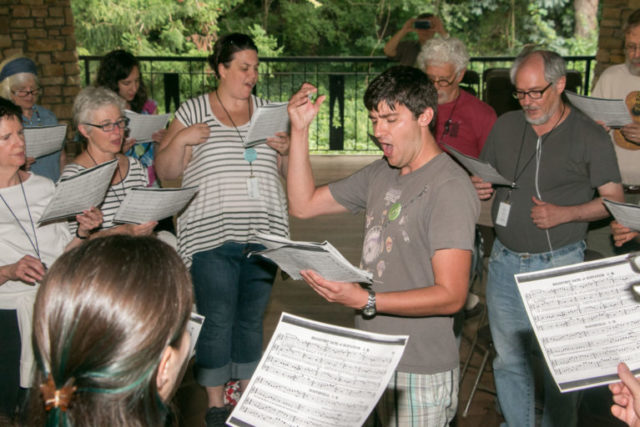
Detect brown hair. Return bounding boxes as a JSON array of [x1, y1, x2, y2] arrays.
[[29, 236, 192, 427]]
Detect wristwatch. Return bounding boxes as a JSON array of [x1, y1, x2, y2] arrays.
[[362, 289, 377, 317]]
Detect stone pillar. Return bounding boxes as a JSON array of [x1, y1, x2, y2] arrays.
[[0, 0, 81, 152], [595, 0, 640, 82]]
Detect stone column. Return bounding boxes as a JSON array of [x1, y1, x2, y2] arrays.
[[1, 0, 81, 153]]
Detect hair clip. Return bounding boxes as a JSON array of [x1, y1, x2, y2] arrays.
[[40, 374, 77, 412]]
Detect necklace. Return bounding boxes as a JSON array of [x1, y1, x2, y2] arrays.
[[23, 107, 41, 127], [0, 174, 42, 262], [214, 90, 257, 174], [86, 150, 127, 204]]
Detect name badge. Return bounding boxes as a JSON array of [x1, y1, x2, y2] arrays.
[[247, 176, 261, 199], [496, 201, 511, 227]]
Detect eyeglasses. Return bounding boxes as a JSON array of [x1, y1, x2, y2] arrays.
[[12, 88, 40, 98], [428, 75, 457, 87], [626, 44, 640, 54], [512, 82, 553, 100], [82, 117, 129, 132]]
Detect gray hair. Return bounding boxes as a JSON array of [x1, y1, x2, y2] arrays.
[[509, 49, 566, 85], [417, 37, 470, 75], [0, 73, 39, 100], [73, 86, 125, 128]]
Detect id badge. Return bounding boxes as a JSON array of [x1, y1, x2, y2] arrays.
[[247, 176, 261, 199], [496, 201, 511, 227]]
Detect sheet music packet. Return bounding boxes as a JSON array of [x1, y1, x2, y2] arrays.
[[23, 124, 67, 158], [565, 91, 631, 128], [112, 186, 198, 224], [515, 254, 640, 393], [445, 145, 513, 186], [124, 109, 170, 142], [227, 312, 408, 427], [250, 233, 373, 284], [603, 198, 640, 231], [38, 160, 118, 224], [186, 312, 204, 357], [243, 102, 289, 148]]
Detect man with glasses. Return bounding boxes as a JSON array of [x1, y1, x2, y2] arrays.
[[417, 37, 496, 159], [473, 49, 623, 427], [417, 37, 496, 319]]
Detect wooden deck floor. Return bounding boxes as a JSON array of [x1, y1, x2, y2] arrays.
[[173, 155, 624, 427]]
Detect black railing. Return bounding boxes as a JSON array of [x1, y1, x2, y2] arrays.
[[79, 55, 596, 152]]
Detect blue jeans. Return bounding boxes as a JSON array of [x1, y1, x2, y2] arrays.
[[191, 242, 277, 387], [487, 238, 585, 427]]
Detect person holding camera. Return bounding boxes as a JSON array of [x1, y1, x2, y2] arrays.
[[383, 13, 448, 67]]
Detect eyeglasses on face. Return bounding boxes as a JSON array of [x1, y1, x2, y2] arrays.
[[512, 82, 553, 100], [626, 44, 640, 54], [12, 88, 40, 98], [82, 117, 130, 132], [428, 75, 457, 87]]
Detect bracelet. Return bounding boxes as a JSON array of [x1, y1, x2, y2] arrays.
[[75, 228, 89, 240]]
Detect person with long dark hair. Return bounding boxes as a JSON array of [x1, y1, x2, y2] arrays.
[[155, 33, 289, 426], [96, 50, 166, 187]]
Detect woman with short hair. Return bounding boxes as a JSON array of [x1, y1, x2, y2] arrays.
[[0, 97, 101, 420], [61, 86, 157, 236]]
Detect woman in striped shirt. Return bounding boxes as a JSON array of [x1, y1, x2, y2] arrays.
[[156, 33, 289, 427], [61, 86, 156, 236]]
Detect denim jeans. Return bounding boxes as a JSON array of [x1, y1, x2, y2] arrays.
[[191, 242, 277, 387], [487, 238, 585, 427]]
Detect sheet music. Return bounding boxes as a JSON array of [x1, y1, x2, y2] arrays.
[[515, 254, 640, 392], [604, 199, 640, 231], [565, 91, 632, 128], [124, 110, 170, 142], [244, 102, 289, 148], [446, 145, 512, 186], [186, 312, 204, 357], [227, 312, 408, 427], [250, 233, 373, 284], [23, 124, 67, 158], [112, 186, 198, 224], [38, 160, 117, 224]]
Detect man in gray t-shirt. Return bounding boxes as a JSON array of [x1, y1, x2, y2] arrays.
[[473, 50, 623, 427], [286, 66, 479, 425]]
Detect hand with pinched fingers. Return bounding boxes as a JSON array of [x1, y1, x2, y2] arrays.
[[610, 362, 640, 427], [287, 83, 326, 131], [611, 220, 639, 247], [179, 123, 210, 146], [75, 206, 103, 238]]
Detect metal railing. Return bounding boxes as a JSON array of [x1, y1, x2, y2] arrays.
[[79, 55, 596, 152]]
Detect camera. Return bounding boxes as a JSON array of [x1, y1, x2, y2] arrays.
[[414, 20, 431, 29]]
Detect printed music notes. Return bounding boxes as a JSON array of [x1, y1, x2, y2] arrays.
[[516, 254, 640, 392], [227, 313, 407, 427]]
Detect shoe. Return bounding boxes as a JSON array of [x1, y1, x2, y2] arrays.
[[205, 405, 231, 427]]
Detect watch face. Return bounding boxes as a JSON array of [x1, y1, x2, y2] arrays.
[[363, 306, 375, 317]]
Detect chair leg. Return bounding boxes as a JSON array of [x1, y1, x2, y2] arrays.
[[462, 349, 491, 418]]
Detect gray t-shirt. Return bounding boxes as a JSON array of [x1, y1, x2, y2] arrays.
[[481, 108, 621, 253], [329, 154, 479, 374]]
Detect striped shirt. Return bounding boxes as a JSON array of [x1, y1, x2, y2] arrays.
[[60, 157, 148, 233], [175, 94, 289, 267]]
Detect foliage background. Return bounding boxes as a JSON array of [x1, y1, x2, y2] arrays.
[[71, 0, 600, 151]]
